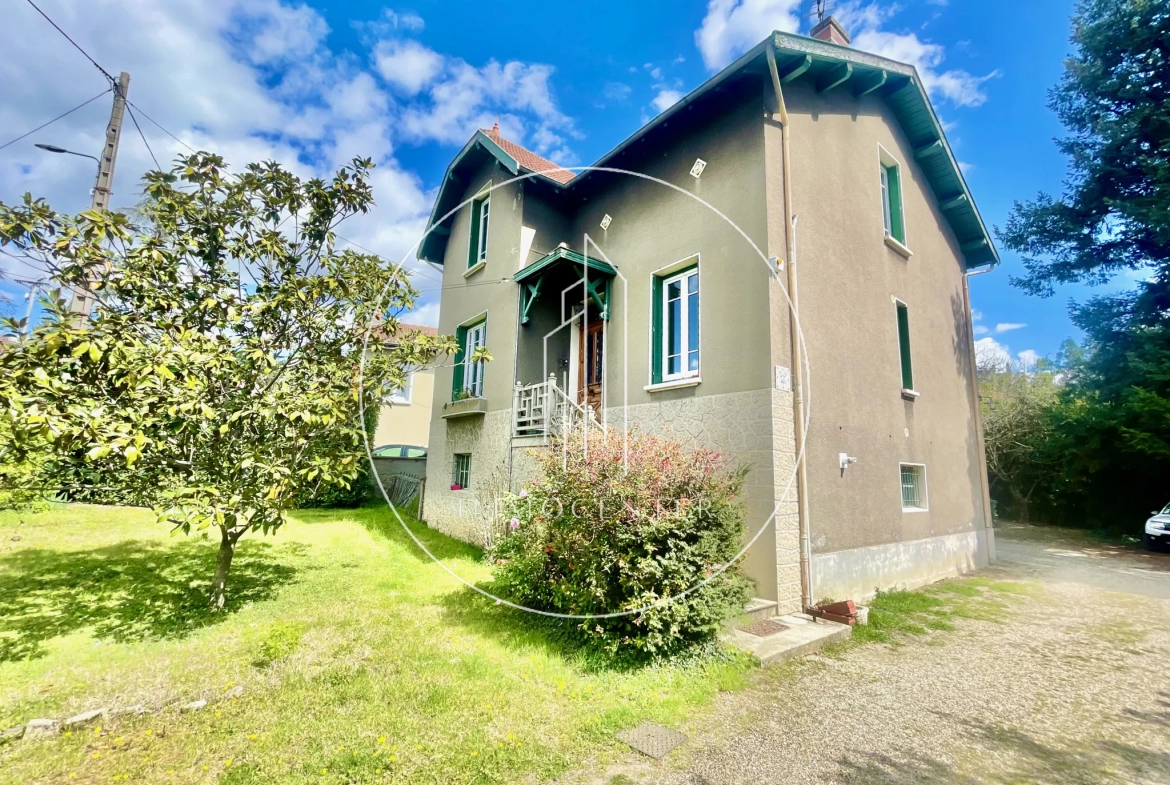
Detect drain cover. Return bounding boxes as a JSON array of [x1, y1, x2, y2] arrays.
[[616, 722, 687, 759], [738, 618, 790, 637]]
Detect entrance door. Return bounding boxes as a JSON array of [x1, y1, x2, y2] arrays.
[[577, 318, 604, 413]]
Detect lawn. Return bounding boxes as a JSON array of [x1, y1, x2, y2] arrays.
[[0, 503, 753, 785]]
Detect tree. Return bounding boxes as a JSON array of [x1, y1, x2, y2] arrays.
[[0, 153, 457, 608], [998, 0, 1170, 530], [977, 355, 1061, 523], [1000, 0, 1170, 329]]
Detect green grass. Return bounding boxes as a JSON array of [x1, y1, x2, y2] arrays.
[[0, 503, 754, 785], [841, 575, 1036, 647]]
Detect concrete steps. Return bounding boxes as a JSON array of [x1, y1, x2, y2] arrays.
[[743, 597, 778, 623], [725, 612, 852, 666]]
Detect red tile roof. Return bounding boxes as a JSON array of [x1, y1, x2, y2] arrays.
[[483, 126, 575, 184], [399, 323, 438, 337]]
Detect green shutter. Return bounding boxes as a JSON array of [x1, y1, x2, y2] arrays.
[[650, 274, 663, 384], [896, 303, 913, 390], [887, 165, 905, 243], [452, 324, 467, 396], [467, 198, 481, 269]]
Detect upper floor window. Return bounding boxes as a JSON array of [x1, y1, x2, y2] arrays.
[[453, 316, 487, 398], [388, 373, 413, 405], [895, 299, 914, 393], [879, 148, 905, 246], [651, 262, 700, 384], [468, 191, 490, 269]]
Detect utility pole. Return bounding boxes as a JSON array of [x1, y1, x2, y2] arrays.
[[69, 71, 130, 317]]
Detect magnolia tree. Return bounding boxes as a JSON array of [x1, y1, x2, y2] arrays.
[[0, 153, 457, 608]]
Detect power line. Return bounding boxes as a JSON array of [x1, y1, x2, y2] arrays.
[[126, 101, 196, 152], [336, 233, 443, 284], [0, 88, 111, 152], [125, 104, 160, 170], [24, 0, 115, 85]]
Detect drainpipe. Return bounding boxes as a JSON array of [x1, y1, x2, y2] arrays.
[[767, 42, 814, 612], [964, 262, 996, 562]]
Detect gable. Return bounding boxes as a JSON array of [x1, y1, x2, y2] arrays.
[[419, 31, 997, 270]]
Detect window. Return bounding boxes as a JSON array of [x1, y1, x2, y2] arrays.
[[452, 317, 487, 398], [880, 155, 905, 245], [895, 300, 914, 392], [900, 464, 927, 511], [452, 453, 471, 490], [388, 373, 413, 404], [651, 264, 699, 383], [468, 192, 490, 269]]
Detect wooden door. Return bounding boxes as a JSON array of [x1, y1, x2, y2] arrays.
[[577, 319, 604, 413]]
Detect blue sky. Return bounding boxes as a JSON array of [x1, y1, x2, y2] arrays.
[[0, 0, 1131, 365]]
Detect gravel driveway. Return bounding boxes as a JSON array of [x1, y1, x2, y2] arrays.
[[579, 526, 1170, 785]]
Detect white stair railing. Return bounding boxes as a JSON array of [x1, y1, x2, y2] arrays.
[[513, 374, 605, 439]]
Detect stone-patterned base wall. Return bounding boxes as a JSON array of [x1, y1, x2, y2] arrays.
[[420, 390, 805, 614], [422, 410, 513, 545]]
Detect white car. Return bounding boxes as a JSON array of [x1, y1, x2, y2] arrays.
[[1144, 503, 1170, 551]]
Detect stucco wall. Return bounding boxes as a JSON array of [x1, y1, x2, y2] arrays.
[[779, 79, 991, 593], [374, 369, 434, 448]]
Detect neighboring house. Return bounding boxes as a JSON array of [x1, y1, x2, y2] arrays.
[[418, 19, 996, 614], [373, 323, 437, 450]]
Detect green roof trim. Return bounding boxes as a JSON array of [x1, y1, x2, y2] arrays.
[[420, 30, 998, 270], [514, 247, 617, 283]]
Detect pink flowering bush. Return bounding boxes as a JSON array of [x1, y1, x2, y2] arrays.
[[490, 429, 752, 661]]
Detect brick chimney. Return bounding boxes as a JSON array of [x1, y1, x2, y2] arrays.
[[810, 15, 850, 46]]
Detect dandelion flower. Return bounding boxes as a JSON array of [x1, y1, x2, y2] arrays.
[[378, 736, 386, 744], [92, 753, 101, 759], [225, 759, 233, 767], [472, 750, 478, 756], [389, 755, 397, 762]]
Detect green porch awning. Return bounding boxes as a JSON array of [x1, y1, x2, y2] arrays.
[[515, 247, 616, 324]]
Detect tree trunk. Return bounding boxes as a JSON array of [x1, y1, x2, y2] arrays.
[[210, 528, 238, 611], [1012, 491, 1031, 524]]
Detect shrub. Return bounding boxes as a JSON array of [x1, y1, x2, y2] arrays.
[[490, 429, 753, 662]]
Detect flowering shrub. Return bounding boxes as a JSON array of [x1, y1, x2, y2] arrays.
[[491, 430, 752, 661]]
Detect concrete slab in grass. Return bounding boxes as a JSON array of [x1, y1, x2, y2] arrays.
[[724, 613, 851, 665]]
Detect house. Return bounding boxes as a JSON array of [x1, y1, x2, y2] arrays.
[[417, 18, 996, 614], [373, 323, 437, 452]]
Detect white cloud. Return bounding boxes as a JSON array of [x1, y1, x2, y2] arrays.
[[405, 300, 440, 328], [1017, 349, 1040, 369], [603, 82, 633, 102], [395, 57, 576, 159], [974, 337, 1040, 372], [652, 89, 684, 113], [693, 1, 999, 108], [843, 1, 1001, 108], [0, 0, 578, 319], [973, 324, 989, 336], [374, 39, 444, 95], [695, 0, 801, 70], [995, 322, 1027, 333], [970, 308, 983, 322]]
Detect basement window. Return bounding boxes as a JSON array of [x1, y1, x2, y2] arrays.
[[452, 453, 471, 490], [900, 463, 927, 511]]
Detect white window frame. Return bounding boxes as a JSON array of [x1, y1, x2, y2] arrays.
[[477, 196, 490, 264], [388, 372, 413, 405], [877, 144, 911, 255], [452, 453, 471, 489], [660, 267, 700, 382], [899, 463, 928, 512], [464, 320, 487, 398]]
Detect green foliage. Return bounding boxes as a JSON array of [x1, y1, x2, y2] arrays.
[[253, 621, 306, 667], [996, 0, 1170, 531], [490, 430, 753, 663], [290, 402, 378, 509], [0, 153, 458, 605]]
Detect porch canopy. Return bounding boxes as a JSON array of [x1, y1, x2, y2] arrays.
[[515, 246, 616, 325]]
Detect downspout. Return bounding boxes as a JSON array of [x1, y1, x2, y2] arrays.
[[767, 42, 814, 612], [964, 262, 996, 562]]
